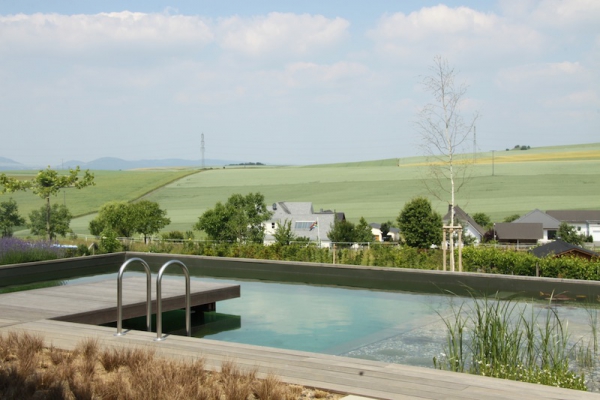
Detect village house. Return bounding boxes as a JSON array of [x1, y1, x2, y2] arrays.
[[492, 222, 543, 246], [530, 239, 599, 260], [369, 223, 400, 242], [263, 202, 345, 248], [513, 209, 561, 243], [442, 205, 486, 244], [546, 210, 600, 243]]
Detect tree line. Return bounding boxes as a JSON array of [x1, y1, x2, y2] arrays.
[[0, 167, 170, 248]]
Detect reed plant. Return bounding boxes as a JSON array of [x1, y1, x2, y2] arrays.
[[433, 294, 587, 390], [0, 331, 341, 399]]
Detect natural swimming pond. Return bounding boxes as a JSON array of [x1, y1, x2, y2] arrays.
[[2, 266, 598, 371]]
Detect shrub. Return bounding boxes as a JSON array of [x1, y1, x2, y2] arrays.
[[0, 237, 65, 265]]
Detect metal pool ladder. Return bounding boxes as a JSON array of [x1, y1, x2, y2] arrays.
[[155, 260, 191, 341], [115, 257, 152, 336], [115, 258, 191, 341]]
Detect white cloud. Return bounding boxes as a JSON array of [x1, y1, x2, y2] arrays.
[[368, 5, 543, 60], [544, 90, 599, 108], [0, 12, 214, 52], [283, 61, 368, 87], [531, 0, 600, 27], [495, 62, 599, 119], [216, 12, 349, 56], [495, 61, 588, 90]]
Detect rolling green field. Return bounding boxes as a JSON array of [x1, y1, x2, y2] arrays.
[[6, 143, 600, 237], [4, 170, 196, 235]]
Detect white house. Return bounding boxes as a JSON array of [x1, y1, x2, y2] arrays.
[[263, 202, 345, 247], [369, 223, 400, 242], [442, 205, 486, 244], [546, 210, 600, 243], [513, 209, 560, 243]]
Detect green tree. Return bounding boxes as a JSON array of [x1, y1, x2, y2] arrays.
[[0, 166, 94, 239], [99, 228, 122, 253], [0, 198, 25, 237], [355, 217, 374, 243], [273, 219, 297, 246], [132, 200, 171, 243], [195, 192, 271, 243], [89, 202, 137, 237], [557, 222, 585, 246], [89, 200, 170, 242], [380, 220, 395, 242], [28, 203, 73, 239], [397, 197, 442, 248], [327, 219, 356, 244], [503, 214, 520, 223], [472, 212, 492, 230]]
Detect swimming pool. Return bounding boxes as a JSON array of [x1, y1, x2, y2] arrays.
[[3, 264, 596, 371]]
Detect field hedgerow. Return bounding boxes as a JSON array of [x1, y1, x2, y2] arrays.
[[0, 237, 68, 266]]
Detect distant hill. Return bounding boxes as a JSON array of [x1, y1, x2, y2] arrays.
[[0, 157, 242, 171], [59, 157, 237, 170], [0, 157, 29, 171]]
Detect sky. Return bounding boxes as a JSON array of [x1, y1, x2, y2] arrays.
[[0, 0, 598, 166]]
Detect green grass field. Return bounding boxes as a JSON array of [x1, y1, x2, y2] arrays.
[[6, 143, 600, 236]]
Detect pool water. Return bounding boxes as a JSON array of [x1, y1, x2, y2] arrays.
[[197, 277, 451, 365], [3, 271, 598, 370]]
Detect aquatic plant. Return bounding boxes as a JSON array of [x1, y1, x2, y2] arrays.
[[434, 294, 587, 390]]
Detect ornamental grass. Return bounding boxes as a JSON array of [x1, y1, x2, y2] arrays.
[[433, 293, 589, 390], [0, 331, 340, 399]]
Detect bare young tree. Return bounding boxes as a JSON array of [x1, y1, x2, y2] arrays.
[[416, 55, 478, 271]]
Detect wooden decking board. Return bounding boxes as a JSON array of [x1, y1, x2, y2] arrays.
[[0, 277, 239, 326], [2, 320, 594, 400]]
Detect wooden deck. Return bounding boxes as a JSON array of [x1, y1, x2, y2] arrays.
[[1, 278, 599, 399], [0, 277, 240, 326]]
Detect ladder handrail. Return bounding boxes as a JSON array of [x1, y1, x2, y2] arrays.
[[155, 259, 191, 341], [116, 257, 152, 336]]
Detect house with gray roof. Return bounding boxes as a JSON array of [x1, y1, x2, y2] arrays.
[[546, 210, 600, 243], [493, 222, 543, 245], [530, 239, 599, 260], [513, 209, 560, 242], [263, 202, 345, 247], [442, 205, 486, 244]]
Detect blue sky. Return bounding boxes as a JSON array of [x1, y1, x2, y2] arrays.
[[1, 1, 598, 166]]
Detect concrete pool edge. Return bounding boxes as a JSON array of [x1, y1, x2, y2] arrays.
[[3, 250, 600, 299], [130, 252, 600, 300]]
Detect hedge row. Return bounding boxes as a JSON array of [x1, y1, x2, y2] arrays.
[[129, 241, 600, 281], [461, 246, 600, 280]]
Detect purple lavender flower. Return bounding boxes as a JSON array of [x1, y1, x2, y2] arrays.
[[0, 237, 65, 265]]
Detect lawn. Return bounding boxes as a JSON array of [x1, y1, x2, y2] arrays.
[[8, 143, 600, 237]]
